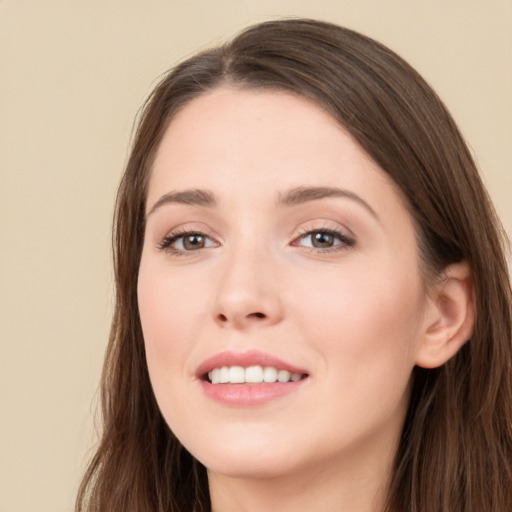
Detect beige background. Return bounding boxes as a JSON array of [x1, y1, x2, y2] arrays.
[[0, 1, 510, 511]]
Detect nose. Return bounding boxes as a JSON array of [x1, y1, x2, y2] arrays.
[[213, 247, 284, 330]]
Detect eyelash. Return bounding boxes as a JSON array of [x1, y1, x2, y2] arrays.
[[157, 226, 355, 256]]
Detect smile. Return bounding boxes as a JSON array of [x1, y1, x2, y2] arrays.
[[207, 365, 305, 384], [197, 350, 309, 405]]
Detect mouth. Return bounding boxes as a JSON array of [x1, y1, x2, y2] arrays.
[[205, 365, 307, 384], [196, 351, 310, 405]]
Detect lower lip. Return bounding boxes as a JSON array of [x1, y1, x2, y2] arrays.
[[200, 379, 306, 406]]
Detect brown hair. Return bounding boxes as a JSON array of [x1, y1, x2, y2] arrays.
[[76, 18, 512, 512]]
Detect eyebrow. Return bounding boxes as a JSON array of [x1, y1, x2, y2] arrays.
[[146, 189, 216, 217], [147, 185, 378, 221], [277, 186, 379, 220]]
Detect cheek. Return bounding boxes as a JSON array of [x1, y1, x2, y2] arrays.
[[295, 260, 423, 399], [138, 257, 209, 346], [137, 269, 206, 448], [137, 261, 201, 401]]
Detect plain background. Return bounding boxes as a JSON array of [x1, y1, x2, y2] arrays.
[[0, 1, 510, 511]]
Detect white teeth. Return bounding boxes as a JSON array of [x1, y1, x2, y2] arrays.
[[211, 368, 220, 384], [229, 366, 245, 383], [277, 370, 291, 382], [207, 365, 304, 384], [245, 365, 264, 383], [219, 366, 230, 383], [263, 366, 278, 382]]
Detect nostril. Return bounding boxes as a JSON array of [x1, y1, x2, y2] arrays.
[[215, 311, 268, 325]]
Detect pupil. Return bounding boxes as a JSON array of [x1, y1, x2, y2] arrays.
[[184, 234, 204, 250], [312, 232, 333, 248]]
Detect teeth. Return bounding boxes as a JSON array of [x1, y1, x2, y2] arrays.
[[245, 365, 264, 383], [207, 365, 303, 384], [263, 366, 277, 382], [219, 366, 230, 383], [229, 366, 245, 383], [210, 368, 220, 384], [277, 370, 291, 382]]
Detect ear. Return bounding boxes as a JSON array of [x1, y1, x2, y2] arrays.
[[415, 262, 475, 369]]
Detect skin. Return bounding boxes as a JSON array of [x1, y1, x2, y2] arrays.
[[137, 88, 472, 512]]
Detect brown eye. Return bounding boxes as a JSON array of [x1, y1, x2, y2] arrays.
[[310, 232, 336, 248], [182, 234, 206, 250], [295, 229, 354, 252], [158, 231, 217, 253], [301, 231, 341, 249]]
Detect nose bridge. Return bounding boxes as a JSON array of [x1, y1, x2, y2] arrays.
[[213, 235, 283, 329]]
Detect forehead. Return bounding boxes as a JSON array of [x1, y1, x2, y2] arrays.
[[148, 87, 406, 217], [152, 88, 391, 188]]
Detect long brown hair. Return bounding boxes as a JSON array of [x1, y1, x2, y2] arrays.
[[76, 18, 512, 511]]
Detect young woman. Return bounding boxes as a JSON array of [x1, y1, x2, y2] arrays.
[[76, 18, 512, 512]]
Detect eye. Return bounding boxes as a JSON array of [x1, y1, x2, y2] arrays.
[[158, 230, 218, 253], [293, 228, 354, 251]]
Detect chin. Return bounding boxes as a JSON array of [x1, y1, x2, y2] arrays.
[[203, 455, 297, 480], [188, 433, 303, 479]]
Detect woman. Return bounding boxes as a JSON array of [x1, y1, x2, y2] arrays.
[[76, 18, 512, 512]]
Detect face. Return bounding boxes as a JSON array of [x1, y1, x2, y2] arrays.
[[138, 88, 428, 481]]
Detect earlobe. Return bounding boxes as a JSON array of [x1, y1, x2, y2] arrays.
[[415, 262, 475, 369]]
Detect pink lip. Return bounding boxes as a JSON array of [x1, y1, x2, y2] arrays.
[[200, 380, 306, 406], [196, 350, 309, 407]]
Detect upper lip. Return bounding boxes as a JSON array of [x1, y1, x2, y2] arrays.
[[196, 350, 309, 379]]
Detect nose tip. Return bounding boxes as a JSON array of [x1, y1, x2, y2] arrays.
[[213, 257, 284, 329]]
